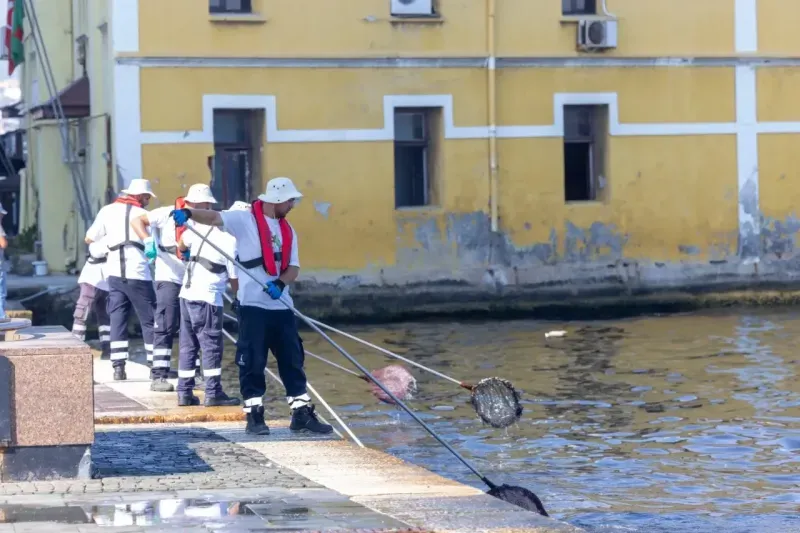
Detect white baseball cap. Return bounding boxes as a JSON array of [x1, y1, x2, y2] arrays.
[[229, 201, 250, 211], [259, 177, 303, 204], [121, 178, 156, 198], [184, 183, 217, 204]]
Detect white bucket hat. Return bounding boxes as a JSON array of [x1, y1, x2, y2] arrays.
[[259, 177, 303, 204], [121, 178, 156, 198], [229, 201, 250, 211], [184, 183, 217, 204]]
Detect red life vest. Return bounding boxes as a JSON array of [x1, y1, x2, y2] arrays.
[[252, 199, 292, 276], [115, 196, 142, 208], [174, 197, 187, 260]]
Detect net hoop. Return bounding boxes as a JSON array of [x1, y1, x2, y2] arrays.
[[470, 377, 522, 429]]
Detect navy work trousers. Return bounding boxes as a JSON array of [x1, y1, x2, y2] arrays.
[[152, 281, 181, 379], [177, 299, 224, 397], [72, 283, 111, 356], [107, 276, 156, 368], [236, 307, 307, 412]]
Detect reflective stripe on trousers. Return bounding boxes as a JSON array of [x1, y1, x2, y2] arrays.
[[152, 281, 181, 378], [107, 276, 156, 368], [177, 298, 224, 397]]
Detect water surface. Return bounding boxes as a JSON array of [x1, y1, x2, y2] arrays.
[[215, 309, 800, 532]]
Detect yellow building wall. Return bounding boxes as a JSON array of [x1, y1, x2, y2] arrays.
[[757, 0, 800, 56], [135, 0, 737, 59], [139, 65, 741, 271]]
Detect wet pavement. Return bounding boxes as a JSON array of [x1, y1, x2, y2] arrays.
[[0, 423, 572, 532], [0, 488, 419, 531]]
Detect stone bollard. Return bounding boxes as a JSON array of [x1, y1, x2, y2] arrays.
[[0, 320, 94, 481]]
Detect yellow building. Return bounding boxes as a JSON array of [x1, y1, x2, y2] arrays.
[[23, 0, 800, 292], [19, 0, 112, 271]]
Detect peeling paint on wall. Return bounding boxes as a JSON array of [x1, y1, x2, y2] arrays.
[[564, 221, 628, 262], [761, 215, 800, 259], [678, 245, 701, 256], [313, 201, 332, 218], [738, 176, 761, 259]]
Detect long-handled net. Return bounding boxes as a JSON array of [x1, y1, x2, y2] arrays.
[[185, 224, 548, 516], [303, 318, 522, 429]]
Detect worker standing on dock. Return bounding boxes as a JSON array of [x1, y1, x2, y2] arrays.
[[172, 185, 241, 407], [85, 179, 158, 382], [170, 177, 333, 436], [130, 187, 213, 393], [71, 236, 111, 359]]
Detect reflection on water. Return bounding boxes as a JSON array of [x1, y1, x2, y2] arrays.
[[215, 309, 800, 532]]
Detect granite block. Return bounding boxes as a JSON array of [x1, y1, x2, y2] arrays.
[[0, 326, 94, 447], [0, 445, 92, 482]]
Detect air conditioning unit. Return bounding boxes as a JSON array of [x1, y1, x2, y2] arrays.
[[577, 19, 618, 51], [391, 0, 434, 16]]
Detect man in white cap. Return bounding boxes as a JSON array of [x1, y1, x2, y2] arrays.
[[0, 205, 7, 319], [131, 183, 218, 392], [171, 187, 240, 407], [85, 178, 157, 381], [170, 177, 332, 436], [71, 236, 111, 359]]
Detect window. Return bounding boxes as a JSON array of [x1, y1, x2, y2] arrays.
[[211, 109, 263, 208], [563, 105, 608, 202], [562, 0, 596, 15], [393, 108, 441, 208], [209, 0, 252, 14]]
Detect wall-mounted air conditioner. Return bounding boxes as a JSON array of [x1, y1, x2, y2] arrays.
[[391, 0, 434, 16], [577, 19, 618, 51]]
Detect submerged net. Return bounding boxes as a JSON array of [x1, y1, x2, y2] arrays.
[[487, 484, 549, 517], [369, 365, 418, 404], [470, 377, 522, 429]]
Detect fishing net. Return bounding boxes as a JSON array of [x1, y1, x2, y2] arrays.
[[470, 377, 522, 429], [370, 365, 418, 403], [487, 484, 549, 516]]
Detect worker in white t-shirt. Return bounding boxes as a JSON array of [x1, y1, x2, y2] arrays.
[[170, 177, 332, 436], [85, 179, 157, 382], [130, 185, 219, 393], [72, 236, 111, 358], [172, 187, 240, 407]]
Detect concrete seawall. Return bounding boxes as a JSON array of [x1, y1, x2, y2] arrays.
[[10, 265, 800, 329]]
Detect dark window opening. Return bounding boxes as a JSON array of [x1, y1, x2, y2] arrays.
[[562, 0, 596, 15], [393, 108, 440, 209], [211, 109, 261, 209], [563, 104, 607, 203], [209, 0, 252, 14]]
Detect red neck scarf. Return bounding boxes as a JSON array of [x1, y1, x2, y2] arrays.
[[252, 199, 292, 276], [174, 197, 187, 260], [115, 196, 142, 208]]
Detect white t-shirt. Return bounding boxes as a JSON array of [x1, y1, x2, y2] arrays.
[[178, 223, 237, 307], [78, 239, 110, 291], [85, 202, 151, 281], [219, 210, 299, 311], [146, 206, 186, 284]]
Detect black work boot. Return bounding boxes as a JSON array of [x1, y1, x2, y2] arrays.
[[113, 365, 127, 381], [290, 405, 333, 434], [204, 392, 241, 407], [100, 344, 111, 361], [150, 378, 175, 392], [245, 406, 270, 435], [178, 393, 200, 407]]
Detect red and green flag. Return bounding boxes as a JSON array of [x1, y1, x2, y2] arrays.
[[5, 0, 23, 76]]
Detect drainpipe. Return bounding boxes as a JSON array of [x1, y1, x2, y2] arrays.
[[487, 0, 498, 232]]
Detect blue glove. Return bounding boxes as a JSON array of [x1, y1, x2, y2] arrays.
[[143, 237, 157, 262], [264, 279, 285, 300], [181, 249, 191, 262], [170, 208, 192, 227]]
